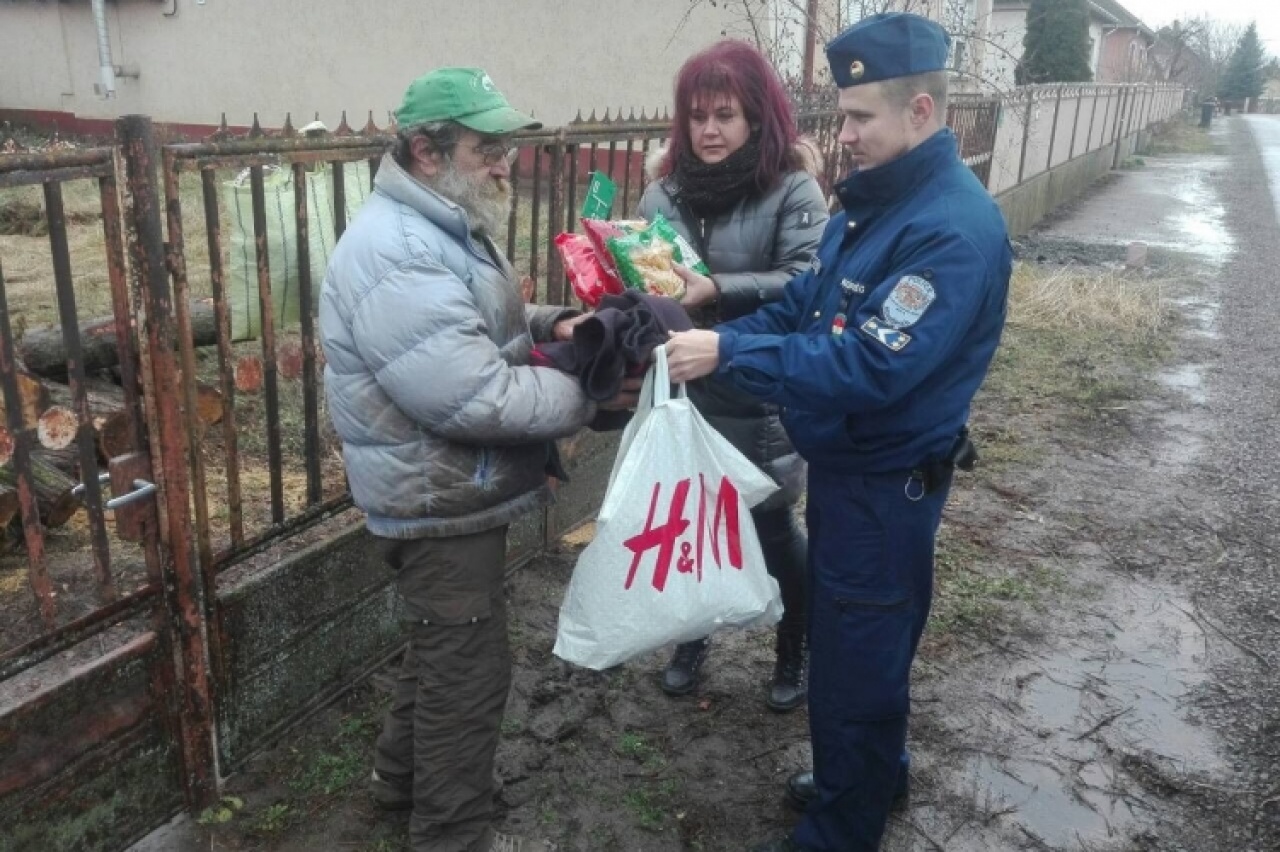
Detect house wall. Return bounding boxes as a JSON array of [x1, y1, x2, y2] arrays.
[[0, 0, 741, 132], [1098, 28, 1151, 83], [1088, 22, 1105, 78], [987, 4, 1027, 91]]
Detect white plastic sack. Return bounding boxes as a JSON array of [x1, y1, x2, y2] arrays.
[[553, 346, 783, 670]]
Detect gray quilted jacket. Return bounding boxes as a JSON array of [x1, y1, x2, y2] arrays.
[[320, 154, 594, 539], [638, 145, 828, 510]]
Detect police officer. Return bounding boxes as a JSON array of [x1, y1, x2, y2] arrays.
[[665, 13, 1012, 851]]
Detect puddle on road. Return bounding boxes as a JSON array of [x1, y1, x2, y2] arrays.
[[962, 581, 1220, 846], [966, 754, 1139, 848], [1157, 364, 1208, 405], [1040, 153, 1236, 266], [1171, 294, 1221, 340]]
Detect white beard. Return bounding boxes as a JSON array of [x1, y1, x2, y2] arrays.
[[430, 163, 510, 236]]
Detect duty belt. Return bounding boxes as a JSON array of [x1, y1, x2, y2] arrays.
[[905, 427, 978, 501]]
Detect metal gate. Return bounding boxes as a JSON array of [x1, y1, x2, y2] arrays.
[[1, 118, 216, 850], [1, 111, 658, 850]]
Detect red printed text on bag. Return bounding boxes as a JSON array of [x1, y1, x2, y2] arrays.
[[622, 475, 744, 592]]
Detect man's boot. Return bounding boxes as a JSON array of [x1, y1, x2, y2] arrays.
[[785, 769, 910, 811], [369, 769, 412, 811], [766, 624, 807, 712], [370, 768, 505, 811], [661, 637, 710, 696]]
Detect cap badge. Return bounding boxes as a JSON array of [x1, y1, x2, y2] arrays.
[[849, 60, 865, 81], [478, 73, 496, 92]]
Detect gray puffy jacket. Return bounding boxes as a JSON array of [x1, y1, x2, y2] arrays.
[[638, 145, 828, 510], [320, 154, 594, 539]]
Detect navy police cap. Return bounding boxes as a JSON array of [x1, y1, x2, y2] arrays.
[[826, 12, 951, 88]]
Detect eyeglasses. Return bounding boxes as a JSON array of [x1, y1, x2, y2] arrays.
[[472, 138, 517, 166]]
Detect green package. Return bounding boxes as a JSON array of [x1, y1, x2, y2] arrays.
[[605, 213, 708, 298], [580, 171, 616, 220], [652, 214, 711, 275]]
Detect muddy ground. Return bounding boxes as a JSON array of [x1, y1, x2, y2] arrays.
[[133, 116, 1280, 852]]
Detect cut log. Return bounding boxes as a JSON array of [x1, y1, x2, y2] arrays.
[[194, 381, 224, 427], [0, 450, 81, 528], [34, 446, 82, 477], [37, 405, 77, 451], [43, 380, 129, 460], [0, 368, 51, 430], [39, 377, 222, 457], [17, 298, 217, 380]]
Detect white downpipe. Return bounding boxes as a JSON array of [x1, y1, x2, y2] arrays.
[[90, 0, 116, 98]]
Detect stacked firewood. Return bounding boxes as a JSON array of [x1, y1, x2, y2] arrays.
[[1, 301, 222, 550]]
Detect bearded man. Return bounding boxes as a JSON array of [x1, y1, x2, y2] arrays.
[[320, 67, 634, 852]]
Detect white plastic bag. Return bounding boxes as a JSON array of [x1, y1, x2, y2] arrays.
[[553, 346, 783, 670]]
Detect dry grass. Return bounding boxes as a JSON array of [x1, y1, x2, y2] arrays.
[[1007, 261, 1170, 342], [973, 259, 1177, 469], [931, 260, 1179, 640]]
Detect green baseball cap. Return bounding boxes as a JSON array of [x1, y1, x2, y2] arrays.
[[395, 67, 541, 134]]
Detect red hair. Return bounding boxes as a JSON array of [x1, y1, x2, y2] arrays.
[[662, 40, 799, 193]]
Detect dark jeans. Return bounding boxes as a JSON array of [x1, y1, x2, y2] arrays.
[[754, 504, 809, 637], [793, 468, 951, 852], [374, 526, 510, 852]]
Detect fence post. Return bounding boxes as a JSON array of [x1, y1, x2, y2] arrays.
[[545, 129, 567, 306], [117, 114, 219, 811], [1086, 87, 1101, 154], [1045, 84, 1064, 170], [1112, 86, 1130, 168], [1017, 87, 1034, 184], [1068, 87, 1082, 160], [983, 101, 1001, 191]]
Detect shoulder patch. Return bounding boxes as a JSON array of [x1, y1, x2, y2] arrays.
[[881, 275, 936, 329], [860, 317, 912, 352]]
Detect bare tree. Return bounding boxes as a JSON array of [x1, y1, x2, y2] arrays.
[[677, 0, 1024, 95], [1177, 16, 1247, 96]]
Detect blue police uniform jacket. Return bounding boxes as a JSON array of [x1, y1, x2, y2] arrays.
[[713, 128, 1011, 474]]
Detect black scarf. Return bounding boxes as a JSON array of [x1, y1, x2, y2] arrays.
[[674, 139, 761, 218]]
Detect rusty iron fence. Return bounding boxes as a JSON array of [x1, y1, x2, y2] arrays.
[[1, 122, 217, 849], [0, 84, 1093, 849]]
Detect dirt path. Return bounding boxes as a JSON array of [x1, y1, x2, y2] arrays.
[[132, 117, 1280, 852]]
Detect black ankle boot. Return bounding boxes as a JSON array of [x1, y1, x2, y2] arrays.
[[767, 626, 807, 712], [786, 769, 910, 811], [662, 637, 710, 696]]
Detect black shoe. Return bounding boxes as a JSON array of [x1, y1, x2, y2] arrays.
[[748, 837, 806, 852], [785, 769, 910, 811], [661, 637, 710, 696], [766, 629, 807, 712], [369, 769, 413, 811], [370, 769, 505, 811]]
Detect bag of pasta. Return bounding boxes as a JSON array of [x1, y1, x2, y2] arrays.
[[605, 214, 690, 299]]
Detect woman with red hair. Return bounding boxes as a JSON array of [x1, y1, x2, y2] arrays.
[[639, 39, 828, 711]]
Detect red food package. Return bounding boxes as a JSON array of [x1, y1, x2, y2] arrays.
[[556, 233, 621, 308], [581, 218, 627, 283]]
